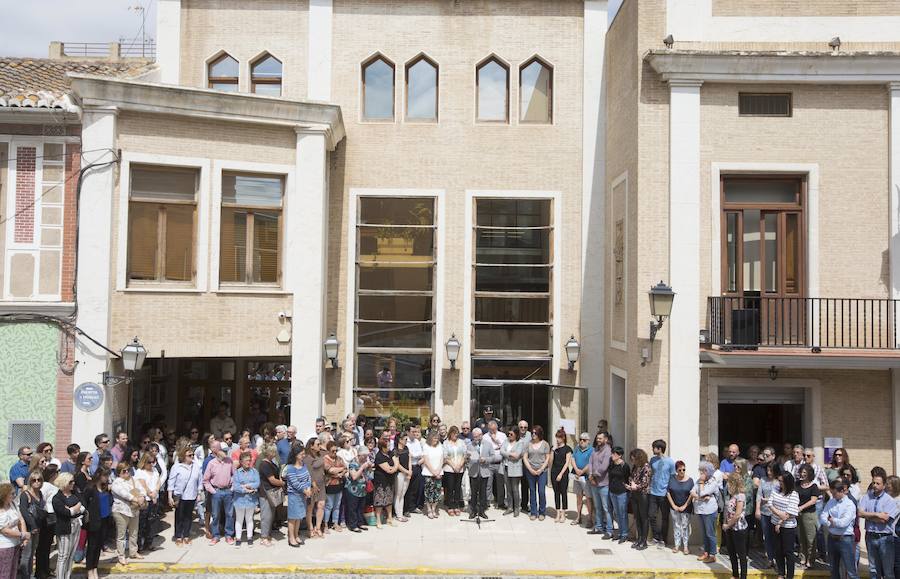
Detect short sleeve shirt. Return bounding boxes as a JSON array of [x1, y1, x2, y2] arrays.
[[726, 492, 748, 531]]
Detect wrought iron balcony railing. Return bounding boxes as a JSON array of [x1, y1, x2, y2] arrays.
[[707, 296, 899, 350]]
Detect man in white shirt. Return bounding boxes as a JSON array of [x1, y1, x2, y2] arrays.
[[484, 419, 508, 509], [404, 425, 425, 515], [783, 444, 805, 479]]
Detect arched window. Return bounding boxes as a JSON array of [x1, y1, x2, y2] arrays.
[[476, 56, 509, 122], [208, 53, 239, 92], [251, 53, 282, 96], [362, 55, 395, 121], [406, 54, 438, 121], [520, 57, 552, 123]]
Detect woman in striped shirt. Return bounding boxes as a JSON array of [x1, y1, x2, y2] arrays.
[[284, 445, 312, 548], [769, 471, 800, 579]]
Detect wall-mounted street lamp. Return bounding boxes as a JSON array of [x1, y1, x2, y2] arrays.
[[565, 335, 581, 371], [324, 333, 340, 368], [446, 334, 461, 370], [102, 337, 147, 386], [648, 281, 675, 343]]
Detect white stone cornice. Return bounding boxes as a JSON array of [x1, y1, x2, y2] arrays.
[[668, 79, 704, 88], [647, 51, 900, 84]]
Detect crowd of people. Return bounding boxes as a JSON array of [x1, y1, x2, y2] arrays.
[[0, 403, 898, 579]]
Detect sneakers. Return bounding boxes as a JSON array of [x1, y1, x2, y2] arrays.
[[234, 540, 241, 547]]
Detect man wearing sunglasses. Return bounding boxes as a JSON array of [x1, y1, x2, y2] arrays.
[[10, 446, 33, 492]]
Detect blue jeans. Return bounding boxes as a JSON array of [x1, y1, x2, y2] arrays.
[[828, 534, 859, 579], [867, 532, 896, 579], [761, 514, 777, 562], [589, 485, 612, 533], [525, 470, 547, 516], [210, 490, 235, 539], [325, 491, 343, 524], [610, 491, 629, 538], [699, 513, 717, 555]]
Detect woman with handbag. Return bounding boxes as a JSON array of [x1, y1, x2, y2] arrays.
[[231, 452, 259, 546], [110, 463, 143, 565], [51, 474, 84, 579], [18, 470, 45, 579], [83, 469, 113, 579], [168, 446, 202, 546], [0, 483, 29, 579], [323, 441, 347, 532], [257, 445, 283, 547]]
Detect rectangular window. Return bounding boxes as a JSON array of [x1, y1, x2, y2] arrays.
[[128, 165, 198, 283], [354, 197, 436, 422], [738, 93, 792, 117], [473, 198, 552, 354], [220, 172, 283, 285]]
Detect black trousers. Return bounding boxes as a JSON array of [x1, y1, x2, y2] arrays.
[[173, 498, 196, 540], [35, 519, 52, 579], [520, 476, 530, 511], [444, 472, 464, 509], [345, 493, 364, 530], [631, 493, 649, 543], [648, 494, 670, 543], [726, 528, 749, 579], [404, 465, 422, 514], [469, 476, 487, 515], [774, 525, 797, 579], [86, 523, 106, 570], [551, 469, 569, 510]]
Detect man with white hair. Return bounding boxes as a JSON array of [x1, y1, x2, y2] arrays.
[[466, 428, 499, 519], [275, 425, 289, 464], [518, 420, 531, 512]]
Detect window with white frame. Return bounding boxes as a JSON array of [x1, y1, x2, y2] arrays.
[[127, 164, 198, 284], [354, 197, 436, 423], [219, 172, 283, 285]]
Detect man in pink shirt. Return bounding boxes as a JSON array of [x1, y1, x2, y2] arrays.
[[203, 442, 236, 544]]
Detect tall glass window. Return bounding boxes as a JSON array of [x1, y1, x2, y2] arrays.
[[208, 53, 239, 91], [406, 54, 438, 121], [519, 57, 552, 123], [476, 57, 509, 122], [362, 55, 395, 121], [251, 53, 282, 96], [473, 199, 552, 353], [355, 197, 436, 424]]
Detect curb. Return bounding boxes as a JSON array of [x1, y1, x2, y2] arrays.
[[97, 563, 838, 577]]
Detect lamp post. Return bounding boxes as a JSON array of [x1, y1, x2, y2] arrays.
[[446, 334, 461, 370], [565, 335, 580, 371], [648, 281, 675, 343], [102, 337, 147, 386], [324, 333, 340, 368]]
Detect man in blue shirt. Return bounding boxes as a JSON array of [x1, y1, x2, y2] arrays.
[[59, 443, 80, 474], [858, 467, 899, 579], [8, 446, 32, 493], [89, 433, 110, 475], [820, 479, 859, 579], [571, 433, 594, 527], [648, 439, 675, 547], [720, 443, 739, 474]]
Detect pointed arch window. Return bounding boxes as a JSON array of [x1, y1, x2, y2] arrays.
[[520, 57, 553, 123], [406, 55, 438, 121], [476, 56, 509, 123], [362, 55, 395, 121], [208, 53, 239, 92], [251, 53, 283, 96]]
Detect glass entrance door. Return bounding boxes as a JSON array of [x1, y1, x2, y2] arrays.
[[471, 380, 549, 430]]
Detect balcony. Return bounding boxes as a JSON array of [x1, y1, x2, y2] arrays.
[[707, 296, 900, 351]]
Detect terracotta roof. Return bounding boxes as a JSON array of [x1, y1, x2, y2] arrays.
[[0, 58, 155, 113]]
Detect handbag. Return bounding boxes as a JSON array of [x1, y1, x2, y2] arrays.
[[264, 487, 284, 508], [365, 479, 374, 493], [73, 528, 88, 563]]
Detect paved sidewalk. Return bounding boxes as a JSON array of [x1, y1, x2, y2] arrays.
[[85, 492, 850, 577]]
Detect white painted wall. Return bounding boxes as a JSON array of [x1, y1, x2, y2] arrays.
[[307, 0, 333, 101], [667, 81, 702, 474], [290, 129, 329, 428], [156, 0, 182, 85], [71, 108, 118, 448], [581, 0, 609, 435]]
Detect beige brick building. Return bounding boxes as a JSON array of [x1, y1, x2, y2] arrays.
[[602, 0, 900, 481]]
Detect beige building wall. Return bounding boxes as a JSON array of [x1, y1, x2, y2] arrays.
[[326, 0, 585, 424], [179, 0, 309, 99], [712, 0, 900, 17], [109, 112, 297, 358]]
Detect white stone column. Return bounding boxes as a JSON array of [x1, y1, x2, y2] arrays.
[[71, 107, 118, 449], [667, 80, 702, 474], [156, 0, 182, 85], [289, 127, 330, 428], [890, 83, 900, 471], [580, 0, 609, 434], [307, 0, 333, 101]]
